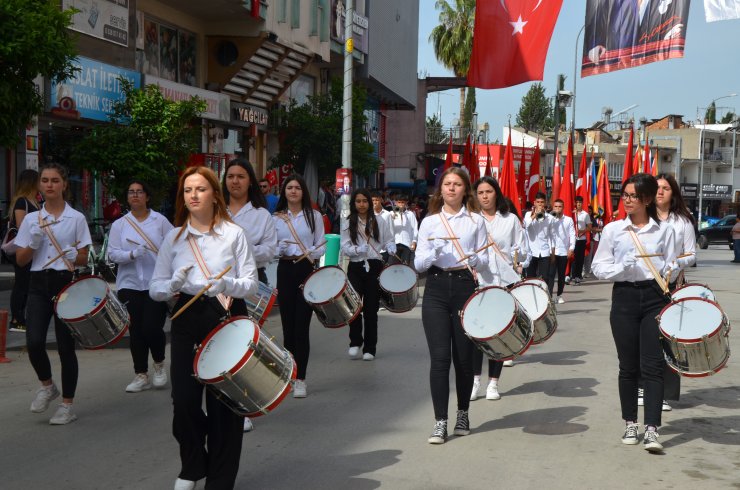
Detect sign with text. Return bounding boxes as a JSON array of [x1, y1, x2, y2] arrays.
[[230, 102, 269, 128], [63, 0, 130, 47], [50, 57, 141, 121], [144, 75, 230, 122], [330, 0, 369, 54], [701, 183, 733, 200]]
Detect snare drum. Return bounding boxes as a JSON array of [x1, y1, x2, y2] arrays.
[[245, 281, 277, 325], [460, 286, 533, 361], [194, 316, 296, 417], [671, 283, 715, 302], [301, 266, 362, 328], [378, 264, 418, 313], [658, 298, 731, 377], [54, 275, 130, 350], [510, 282, 557, 344], [517, 278, 549, 294]]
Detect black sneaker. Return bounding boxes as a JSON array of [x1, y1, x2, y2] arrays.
[[428, 419, 447, 444], [621, 423, 639, 445], [9, 321, 26, 333], [643, 430, 663, 452], [453, 409, 470, 436]]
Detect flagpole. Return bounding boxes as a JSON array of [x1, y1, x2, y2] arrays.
[[572, 25, 586, 132]]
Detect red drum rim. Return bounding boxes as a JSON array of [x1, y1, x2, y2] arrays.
[[460, 286, 517, 340], [244, 361, 298, 417], [301, 266, 351, 306], [54, 275, 111, 322], [253, 290, 278, 325], [193, 316, 260, 383], [658, 297, 726, 343]]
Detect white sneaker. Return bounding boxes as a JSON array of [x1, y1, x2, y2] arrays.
[[348, 346, 360, 359], [293, 379, 307, 398], [557, 296, 565, 304], [243, 417, 254, 432], [565, 276, 571, 284], [126, 373, 152, 393], [362, 352, 374, 361], [503, 359, 514, 367], [174, 478, 196, 490], [486, 381, 501, 400], [662, 401, 672, 411], [49, 404, 77, 425], [470, 377, 481, 401], [30, 383, 60, 413], [152, 362, 168, 388]]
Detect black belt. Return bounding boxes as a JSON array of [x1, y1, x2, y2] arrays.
[[428, 265, 474, 278], [615, 280, 658, 288], [31, 269, 74, 277]]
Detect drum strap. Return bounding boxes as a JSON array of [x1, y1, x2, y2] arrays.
[[125, 215, 159, 253], [187, 235, 232, 312], [439, 213, 476, 280], [278, 213, 309, 256], [627, 229, 668, 294], [38, 212, 74, 272]]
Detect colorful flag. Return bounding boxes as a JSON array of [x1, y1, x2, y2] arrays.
[[643, 136, 651, 173], [443, 129, 453, 172], [651, 147, 659, 176], [527, 137, 542, 203], [576, 144, 590, 204], [596, 158, 613, 224], [552, 147, 561, 202], [633, 140, 642, 174], [517, 148, 527, 211], [705, 0, 740, 22], [616, 126, 635, 219], [559, 137, 575, 220], [500, 132, 522, 216], [590, 154, 599, 214], [468, 0, 564, 89], [582, 0, 691, 77]]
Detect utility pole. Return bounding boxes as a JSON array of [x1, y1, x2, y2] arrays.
[[340, 0, 354, 219]]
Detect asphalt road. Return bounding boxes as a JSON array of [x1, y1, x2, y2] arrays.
[[0, 246, 738, 489]]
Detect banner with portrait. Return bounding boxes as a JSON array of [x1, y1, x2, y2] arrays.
[[581, 0, 691, 77]]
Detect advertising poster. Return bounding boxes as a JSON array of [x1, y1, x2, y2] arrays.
[[63, 0, 130, 47], [335, 168, 352, 196]]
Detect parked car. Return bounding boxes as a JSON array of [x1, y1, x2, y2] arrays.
[[696, 214, 736, 250]]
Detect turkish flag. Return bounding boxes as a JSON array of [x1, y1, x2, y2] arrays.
[[527, 138, 542, 203], [500, 133, 522, 217], [617, 126, 635, 220], [443, 129, 454, 172], [468, 0, 564, 89], [552, 148, 561, 202], [265, 169, 278, 187], [560, 136, 575, 220]]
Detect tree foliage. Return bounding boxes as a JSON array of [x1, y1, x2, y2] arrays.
[[516, 83, 554, 132], [0, 0, 78, 147], [72, 79, 206, 202], [721, 111, 736, 124], [430, 0, 475, 123], [271, 78, 379, 179], [426, 114, 445, 144], [462, 87, 476, 135], [705, 102, 717, 124]]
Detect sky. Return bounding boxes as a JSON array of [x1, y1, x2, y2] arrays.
[[417, 1, 740, 142]]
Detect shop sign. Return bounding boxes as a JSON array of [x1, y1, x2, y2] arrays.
[[144, 75, 230, 122], [680, 183, 697, 199], [331, 0, 369, 54], [231, 102, 269, 127], [701, 183, 733, 200], [50, 57, 141, 121], [63, 0, 130, 47]]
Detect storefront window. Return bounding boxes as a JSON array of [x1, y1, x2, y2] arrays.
[[139, 18, 196, 86]]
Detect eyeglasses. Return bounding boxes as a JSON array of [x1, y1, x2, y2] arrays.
[[620, 193, 640, 202], [128, 190, 145, 196]]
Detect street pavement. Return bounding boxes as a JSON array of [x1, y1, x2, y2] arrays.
[[0, 247, 739, 489]]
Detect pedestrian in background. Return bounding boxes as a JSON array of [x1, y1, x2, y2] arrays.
[[548, 199, 575, 304], [732, 216, 740, 263], [260, 178, 279, 214], [390, 194, 418, 265], [6, 169, 40, 332]]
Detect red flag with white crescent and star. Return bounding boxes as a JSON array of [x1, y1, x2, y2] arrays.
[[468, 0, 564, 89]]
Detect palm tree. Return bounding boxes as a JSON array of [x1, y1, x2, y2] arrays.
[[429, 0, 475, 133]]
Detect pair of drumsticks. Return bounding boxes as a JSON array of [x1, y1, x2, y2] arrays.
[[170, 265, 232, 320], [427, 236, 498, 263]]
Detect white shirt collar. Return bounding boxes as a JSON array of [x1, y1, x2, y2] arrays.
[[185, 219, 225, 238], [621, 215, 660, 233]]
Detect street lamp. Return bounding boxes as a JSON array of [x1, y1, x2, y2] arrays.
[[572, 24, 586, 132], [698, 93, 737, 225]]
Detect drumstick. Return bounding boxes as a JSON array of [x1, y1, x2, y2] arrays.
[[455, 241, 498, 263], [677, 252, 694, 259], [293, 240, 327, 264], [170, 265, 232, 321], [635, 253, 662, 258], [42, 241, 80, 269], [126, 238, 156, 252], [40, 220, 60, 229], [427, 236, 459, 241]]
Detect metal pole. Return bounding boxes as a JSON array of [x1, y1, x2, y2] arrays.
[[698, 126, 705, 225], [572, 25, 585, 132], [340, 0, 354, 219], [732, 123, 737, 202]]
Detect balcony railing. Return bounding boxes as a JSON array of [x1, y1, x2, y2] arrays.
[[425, 126, 479, 145]]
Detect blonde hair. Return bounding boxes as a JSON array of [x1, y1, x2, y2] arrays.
[[427, 167, 479, 215], [173, 166, 232, 241], [8, 169, 39, 219]]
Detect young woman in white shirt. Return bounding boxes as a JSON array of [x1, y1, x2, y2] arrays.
[[273, 175, 325, 399], [108, 180, 174, 393], [223, 158, 277, 284], [341, 188, 395, 361], [14, 163, 92, 425], [414, 167, 489, 444], [592, 173, 677, 453], [149, 166, 258, 490], [470, 176, 528, 401]]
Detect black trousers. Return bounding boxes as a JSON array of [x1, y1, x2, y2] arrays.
[[572, 240, 587, 280], [421, 267, 477, 420], [393, 244, 413, 265], [118, 289, 167, 374], [25, 270, 78, 399], [547, 255, 568, 296], [347, 259, 382, 355], [610, 281, 669, 427], [11, 259, 31, 323], [472, 349, 504, 378], [526, 256, 551, 282], [277, 259, 314, 380], [170, 294, 247, 490]]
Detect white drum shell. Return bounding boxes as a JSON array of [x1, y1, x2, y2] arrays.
[[302, 266, 362, 327], [510, 283, 557, 344]]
